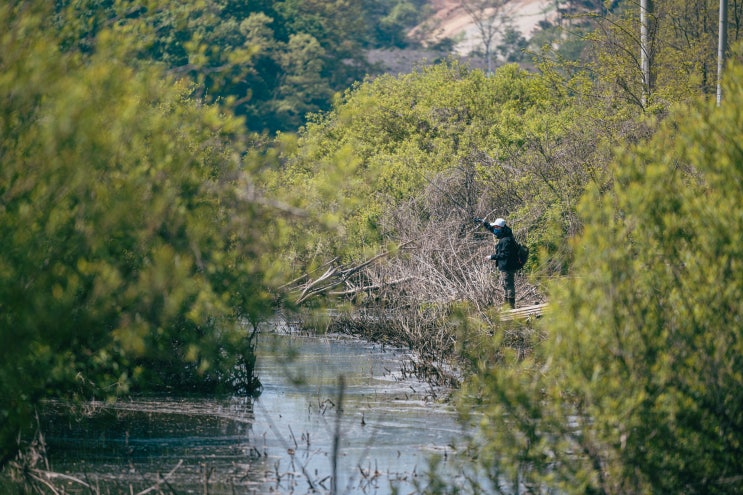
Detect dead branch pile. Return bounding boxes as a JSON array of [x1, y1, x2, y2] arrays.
[[286, 166, 547, 382]]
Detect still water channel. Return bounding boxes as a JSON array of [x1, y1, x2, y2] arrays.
[[42, 326, 469, 494]]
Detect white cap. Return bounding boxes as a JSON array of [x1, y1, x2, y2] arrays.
[[491, 218, 506, 227]]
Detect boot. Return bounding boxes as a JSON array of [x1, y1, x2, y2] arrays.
[[507, 297, 516, 309]]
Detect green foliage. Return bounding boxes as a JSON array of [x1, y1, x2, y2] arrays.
[[497, 24, 528, 63], [50, 0, 426, 133], [586, 0, 743, 108], [269, 61, 593, 272], [455, 54, 743, 494], [376, 0, 425, 47], [0, 1, 285, 465], [273, 57, 649, 289], [274, 32, 334, 127]]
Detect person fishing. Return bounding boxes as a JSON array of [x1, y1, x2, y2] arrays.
[[475, 217, 519, 309]]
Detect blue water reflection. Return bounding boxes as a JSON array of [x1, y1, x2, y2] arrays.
[[253, 331, 464, 493], [41, 328, 466, 494]]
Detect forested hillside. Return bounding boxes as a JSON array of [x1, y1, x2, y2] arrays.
[[32, 0, 589, 135], [2, 0, 743, 493]]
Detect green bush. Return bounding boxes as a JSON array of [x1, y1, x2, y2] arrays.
[[456, 51, 743, 494], [0, 2, 281, 466]]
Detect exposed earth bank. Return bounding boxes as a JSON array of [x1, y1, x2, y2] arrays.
[[369, 0, 556, 73]]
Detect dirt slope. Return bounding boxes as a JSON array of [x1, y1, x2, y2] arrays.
[[414, 0, 556, 54], [369, 0, 555, 74]]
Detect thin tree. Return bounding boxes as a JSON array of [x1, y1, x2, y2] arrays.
[[460, 0, 510, 74], [717, 0, 728, 105]]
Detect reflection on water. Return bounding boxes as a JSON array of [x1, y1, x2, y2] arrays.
[[41, 328, 466, 494], [41, 397, 258, 493], [254, 331, 464, 494]]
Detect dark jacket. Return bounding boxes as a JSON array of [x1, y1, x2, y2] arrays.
[[485, 224, 520, 272]]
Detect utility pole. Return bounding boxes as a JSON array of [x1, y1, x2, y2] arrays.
[[640, 0, 651, 107], [717, 0, 728, 106]]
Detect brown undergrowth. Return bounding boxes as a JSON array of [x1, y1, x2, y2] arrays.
[[285, 166, 550, 389]]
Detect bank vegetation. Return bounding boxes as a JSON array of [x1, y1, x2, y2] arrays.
[[3, 0, 743, 493]]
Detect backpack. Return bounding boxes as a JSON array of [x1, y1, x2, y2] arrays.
[[515, 242, 529, 270]]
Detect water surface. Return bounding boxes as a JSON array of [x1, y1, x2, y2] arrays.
[[41, 329, 465, 494]]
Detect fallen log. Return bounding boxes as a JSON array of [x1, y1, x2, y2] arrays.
[[500, 303, 548, 321]]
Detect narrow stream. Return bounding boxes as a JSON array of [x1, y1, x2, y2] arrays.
[[40, 327, 467, 494]]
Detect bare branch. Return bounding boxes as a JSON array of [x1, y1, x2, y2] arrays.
[[292, 241, 416, 304]]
